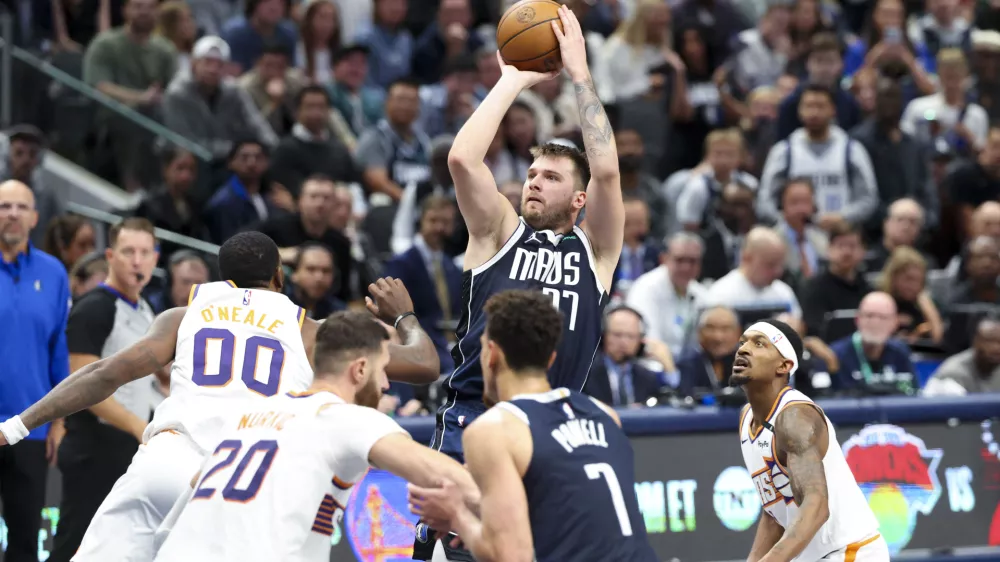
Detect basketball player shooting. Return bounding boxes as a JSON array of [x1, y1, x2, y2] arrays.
[[731, 320, 889, 562]]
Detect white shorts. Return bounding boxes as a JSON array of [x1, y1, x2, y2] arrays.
[[71, 431, 204, 562], [820, 534, 890, 562]]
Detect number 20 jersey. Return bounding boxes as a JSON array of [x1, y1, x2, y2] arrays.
[[145, 281, 314, 451]]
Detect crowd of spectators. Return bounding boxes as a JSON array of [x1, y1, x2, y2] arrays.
[[2, 0, 1000, 426]]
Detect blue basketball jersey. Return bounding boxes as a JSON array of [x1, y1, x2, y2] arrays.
[[446, 218, 608, 400], [503, 389, 657, 562]]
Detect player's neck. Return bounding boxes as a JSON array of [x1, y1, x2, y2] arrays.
[[306, 379, 356, 404], [746, 382, 788, 429], [497, 370, 552, 402]]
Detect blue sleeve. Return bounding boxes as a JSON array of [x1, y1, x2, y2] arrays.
[[843, 40, 867, 78], [49, 267, 71, 387], [830, 341, 855, 391]]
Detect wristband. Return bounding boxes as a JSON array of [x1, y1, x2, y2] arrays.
[[0, 416, 29, 445], [393, 311, 417, 330]]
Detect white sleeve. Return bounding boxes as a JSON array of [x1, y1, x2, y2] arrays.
[[321, 405, 409, 476]]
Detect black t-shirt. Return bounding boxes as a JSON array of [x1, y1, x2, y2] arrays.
[[948, 160, 1000, 208], [252, 213, 354, 301]]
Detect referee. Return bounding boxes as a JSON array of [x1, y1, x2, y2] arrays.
[[49, 218, 159, 562]]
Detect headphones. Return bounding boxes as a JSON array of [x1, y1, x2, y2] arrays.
[[602, 304, 648, 357]]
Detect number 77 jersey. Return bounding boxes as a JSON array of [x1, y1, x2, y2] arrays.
[[146, 281, 315, 452]]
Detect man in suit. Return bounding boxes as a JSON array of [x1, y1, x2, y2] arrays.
[[382, 195, 462, 373], [583, 306, 668, 408], [700, 181, 757, 282], [775, 177, 829, 283], [676, 305, 742, 399], [612, 198, 662, 298]]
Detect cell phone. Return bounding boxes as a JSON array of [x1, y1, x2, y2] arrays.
[[884, 27, 901, 44]]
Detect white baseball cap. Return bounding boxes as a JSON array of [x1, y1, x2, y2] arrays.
[[192, 36, 231, 61]]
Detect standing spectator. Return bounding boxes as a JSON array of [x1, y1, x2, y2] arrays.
[[878, 246, 945, 344], [270, 85, 361, 195], [830, 291, 917, 395], [221, 0, 297, 73], [775, 177, 828, 281], [411, 0, 482, 84], [382, 195, 462, 373], [203, 140, 280, 244], [969, 30, 1000, 122], [238, 42, 309, 140], [758, 84, 879, 228], [786, 0, 835, 75], [42, 215, 97, 272], [777, 33, 861, 139], [0, 180, 70, 562], [417, 55, 479, 138], [134, 147, 209, 247], [925, 314, 1000, 395], [1, 126, 65, 248], [583, 306, 671, 407], [83, 0, 176, 190], [727, 1, 792, 96], [677, 129, 758, 232], [617, 129, 669, 239], [598, 0, 673, 104], [283, 243, 346, 319], [69, 254, 108, 299], [296, 0, 342, 83], [355, 0, 413, 90], [356, 79, 431, 201], [672, 0, 752, 62], [675, 305, 742, 398], [626, 232, 708, 356], [800, 220, 871, 337], [944, 126, 1000, 238], [146, 250, 210, 313], [162, 37, 279, 164], [155, 0, 198, 77], [50, 218, 158, 562], [613, 198, 661, 298], [908, 0, 972, 60], [327, 44, 384, 138], [865, 198, 928, 272]]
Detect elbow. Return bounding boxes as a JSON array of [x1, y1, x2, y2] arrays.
[[808, 496, 831, 527], [447, 149, 478, 172]]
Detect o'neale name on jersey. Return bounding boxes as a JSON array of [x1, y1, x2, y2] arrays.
[[199, 305, 285, 335], [551, 419, 608, 453], [508, 248, 581, 286], [237, 411, 296, 431]]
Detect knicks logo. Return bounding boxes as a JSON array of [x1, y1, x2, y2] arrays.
[[508, 247, 581, 286]]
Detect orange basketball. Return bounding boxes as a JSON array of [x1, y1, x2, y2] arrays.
[[496, 0, 564, 73]]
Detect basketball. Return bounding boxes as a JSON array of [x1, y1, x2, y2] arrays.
[[497, 0, 564, 73]]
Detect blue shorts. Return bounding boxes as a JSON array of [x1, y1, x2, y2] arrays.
[[427, 398, 487, 464]]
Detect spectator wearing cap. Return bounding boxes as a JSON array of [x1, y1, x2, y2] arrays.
[[270, 85, 363, 196], [296, 0, 342, 84], [163, 36, 279, 164], [134, 148, 211, 260], [283, 243, 346, 319], [327, 44, 385, 138], [944, 126, 1000, 238], [411, 0, 483, 84], [776, 33, 861, 139], [0, 126, 63, 247], [417, 55, 479, 138], [238, 42, 310, 139], [0, 180, 71, 562], [220, 0, 297, 73], [356, 79, 432, 201], [355, 0, 414, 90], [203, 140, 282, 244], [83, 0, 176, 190]]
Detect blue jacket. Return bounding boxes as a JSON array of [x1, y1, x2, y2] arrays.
[[830, 334, 916, 394], [0, 245, 70, 439]]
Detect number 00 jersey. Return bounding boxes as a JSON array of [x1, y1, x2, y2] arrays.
[[501, 389, 658, 562], [145, 281, 314, 451], [448, 219, 608, 400], [154, 391, 406, 562], [739, 388, 880, 561]]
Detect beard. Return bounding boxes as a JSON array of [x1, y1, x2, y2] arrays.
[[522, 199, 575, 232], [729, 372, 752, 386], [354, 374, 381, 409]]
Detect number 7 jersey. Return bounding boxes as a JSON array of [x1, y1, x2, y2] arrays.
[[145, 281, 314, 452]]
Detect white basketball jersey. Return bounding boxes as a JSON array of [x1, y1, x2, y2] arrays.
[[785, 127, 853, 215], [145, 281, 314, 451], [154, 391, 406, 562], [739, 388, 879, 561]]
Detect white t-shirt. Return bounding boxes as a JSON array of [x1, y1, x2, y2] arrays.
[[625, 265, 707, 355], [696, 269, 801, 318], [900, 93, 990, 148]]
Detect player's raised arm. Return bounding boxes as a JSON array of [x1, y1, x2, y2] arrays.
[[554, 6, 623, 287], [765, 405, 831, 562], [449, 54, 555, 258], [0, 308, 184, 446], [365, 277, 440, 383]]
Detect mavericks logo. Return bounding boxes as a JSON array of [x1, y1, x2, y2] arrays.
[[842, 425, 942, 554], [713, 466, 760, 532]]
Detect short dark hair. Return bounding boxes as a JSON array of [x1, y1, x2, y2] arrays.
[[808, 32, 842, 58], [827, 219, 862, 244], [484, 290, 563, 372], [217, 231, 280, 289], [227, 139, 268, 162], [759, 318, 804, 379], [800, 82, 836, 105], [108, 217, 156, 248], [295, 84, 331, 109], [387, 77, 421, 95], [529, 143, 591, 190], [260, 40, 291, 59], [419, 194, 454, 220], [160, 146, 194, 169], [69, 252, 107, 283], [779, 177, 814, 205], [293, 242, 334, 271], [313, 311, 390, 376], [443, 54, 478, 77]]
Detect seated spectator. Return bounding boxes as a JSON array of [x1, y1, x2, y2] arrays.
[[830, 291, 917, 395], [355, 79, 431, 201], [417, 55, 479, 139], [800, 220, 872, 337], [326, 44, 384, 139], [785, 0, 836, 75], [878, 246, 945, 345], [134, 148, 210, 259], [296, 0, 341, 84], [282, 243, 346, 319], [41, 215, 96, 272], [220, 0, 297, 73], [238, 42, 309, 139], [597, 0, 672, 104], [946, 201, 1000, 280], [270, 85, 361, 195], [925, 313, 1000, 395], [381, 195, 462, 374], [945, 126, 1000, 239], [68, 253, 108, 299], [517, 74, 577, 141], [391, 136, 467, 257], [612, 199, 661, 299], [698, 226, 802, 318], [908, 0, 972, 61], [772, 312, 839, 397], [615, 129, 669, 239], [146, 251, 210, 313], [253, 175, 353, 301], [775, 177, 827, 282], [777, 33, 861, 139], [410, 0, 482, 84], [699, 180, 757, 281], [355, 0, 413, 90], [948, 236, 1000, 306], [865, 198, 929, 272], [740, 86, 782, 178], [727, 1, 792, 97], [155, 0, 197, 77], [626, 232, 708, 356], [676, 306, 741, 399], [162, 37, 278, 165], [584, 306, 673, 408], [842, 0, 935, 96], [203, 140, 282, 244], [1, 125, 63, 247], [668, 22, 723, 175], [499, 101, 540, 181]]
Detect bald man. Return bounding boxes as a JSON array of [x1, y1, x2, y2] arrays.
[[829, 291, 917, 396], [697, 226, 802, 318], [0, 180, 71, 561]]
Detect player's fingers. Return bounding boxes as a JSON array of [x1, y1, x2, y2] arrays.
[[551, 20, 565, 41]]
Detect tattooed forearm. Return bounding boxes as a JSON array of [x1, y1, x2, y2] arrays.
[[573, 79, 614, 159]]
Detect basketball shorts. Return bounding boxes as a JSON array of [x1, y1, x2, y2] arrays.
[[820, 533, 890, 562], [71, 431, 204, 562]]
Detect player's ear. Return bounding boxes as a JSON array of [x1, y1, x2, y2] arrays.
[[573, 189, 587, 210], [546, 351, 557, 369], [349, 356, 368, 385], [272, 266, 285, 292]]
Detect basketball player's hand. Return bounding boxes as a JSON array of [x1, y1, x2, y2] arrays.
[[551, 5, 589, 81], [408, 480, 463, 531], [366, 277, 414, 324], [496, 51, 559, 89]]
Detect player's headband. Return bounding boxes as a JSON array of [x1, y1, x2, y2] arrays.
[[744, 321, 799, 376]]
